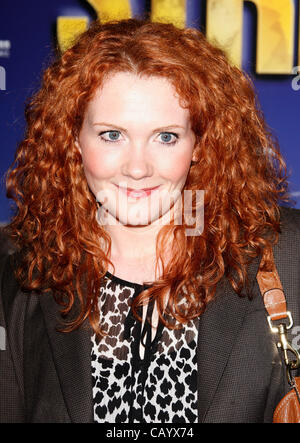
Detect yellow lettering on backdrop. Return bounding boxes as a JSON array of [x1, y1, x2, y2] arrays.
[[206, 0, 295, 74], [57, 0, 131, 52], [57, 0, 297, 75], [252, 0, 294, 74], [57, 17, 88, 53], [151, 0, 186, 28], [298, 6, 300, 70], [87, 0, 131, 22], [206, 0, 243, 68]]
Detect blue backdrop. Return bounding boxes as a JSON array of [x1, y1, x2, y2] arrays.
[[0, 0, 299, 223]]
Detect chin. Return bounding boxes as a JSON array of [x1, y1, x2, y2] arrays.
[[118, 215, 156, 227]]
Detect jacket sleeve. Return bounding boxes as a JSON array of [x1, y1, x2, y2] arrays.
[[0, 253, 25, 423]]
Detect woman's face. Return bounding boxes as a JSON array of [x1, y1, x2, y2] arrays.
[[77, 72, 196, 227]]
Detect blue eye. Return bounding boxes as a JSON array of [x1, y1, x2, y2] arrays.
[[158, 132, 178, 145], [100, 130, 121, 142]]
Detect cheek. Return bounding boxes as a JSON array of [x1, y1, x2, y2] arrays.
[[159, 149, 193, 183], [81, 148, 117, 181]]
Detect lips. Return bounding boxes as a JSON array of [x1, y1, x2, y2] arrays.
[[115, 184, 160, 198]]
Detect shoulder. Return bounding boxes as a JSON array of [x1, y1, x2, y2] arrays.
[[0, 252, 26, 422], [0, 251, 33, 327], [279, 206, 300, 233], [274, 207, 300, 352], [276, 206, 300, 261], [275, 206, 300, 264], [0, 251, 19, 287]]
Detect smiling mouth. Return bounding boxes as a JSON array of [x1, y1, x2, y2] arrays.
[[115, 184, 161, 198]]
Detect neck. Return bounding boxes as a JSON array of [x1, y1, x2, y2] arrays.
[[103, 223, 161, 261], [96, 202, 181, 262]]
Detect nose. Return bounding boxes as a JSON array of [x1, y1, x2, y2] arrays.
[[121, 142, 153, 180]]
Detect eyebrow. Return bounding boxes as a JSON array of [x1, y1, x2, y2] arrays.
[[92, 122, 186, 132]]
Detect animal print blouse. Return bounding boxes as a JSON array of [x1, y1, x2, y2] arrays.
[[91, 271, 198, 423]]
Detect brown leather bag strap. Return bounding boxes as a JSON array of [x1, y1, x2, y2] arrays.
[[256, 247, 289, 322], [257, 247, 300, 384], [257, 247, 300, 422]]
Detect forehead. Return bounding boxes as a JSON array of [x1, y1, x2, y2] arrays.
[[84, 72, 190, 126]]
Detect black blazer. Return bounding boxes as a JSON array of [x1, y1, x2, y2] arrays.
[[0, 206, 299, 423]]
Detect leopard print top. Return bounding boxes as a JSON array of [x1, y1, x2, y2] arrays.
[[91, 271, 198, 423]]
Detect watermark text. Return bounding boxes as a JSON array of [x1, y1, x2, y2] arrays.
[[96, 186, 204, 237], [0, 66, 6, 90], [291, 66, 300, 91], [0, 326, 6, 350]]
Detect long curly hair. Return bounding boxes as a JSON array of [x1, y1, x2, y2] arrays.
[[5, 18, 291, 336]]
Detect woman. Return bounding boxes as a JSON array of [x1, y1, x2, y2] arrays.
[[0, 18, 299, 423]]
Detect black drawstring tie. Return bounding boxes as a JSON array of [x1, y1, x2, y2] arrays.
[[123, 305, 136, 341], [124, 290, 165, 423]]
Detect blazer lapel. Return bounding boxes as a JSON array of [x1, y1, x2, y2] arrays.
[[197, 254, 261, 422], [38, 254, 261, 423], [39, 294, 94, 423]]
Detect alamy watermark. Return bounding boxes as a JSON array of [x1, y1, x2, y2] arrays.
[[291, 66, 300, 91], [291, 326, 300, 351], [0, 326, 5, 350], [0, 65, 6, 90], [0, 40, 10, 58], [96, 185, 204, 237]]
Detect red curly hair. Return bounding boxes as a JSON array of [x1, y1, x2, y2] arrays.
[[5, 18, 291, 336]]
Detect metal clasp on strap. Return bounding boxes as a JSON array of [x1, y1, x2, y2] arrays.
[[269, 318, 300, 385], [267, 311, 293, 333]]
